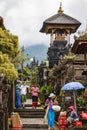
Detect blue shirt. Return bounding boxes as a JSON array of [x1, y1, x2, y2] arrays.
[[16, 84, 20, 93]]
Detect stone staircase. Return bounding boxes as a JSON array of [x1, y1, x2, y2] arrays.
[[14, 107, 45, 118], [14, 93, 48, 130]]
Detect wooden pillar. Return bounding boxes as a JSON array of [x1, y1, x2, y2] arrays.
[[50, 33, 53, 46], [12, 82, 15, 109], [84, 51, 87, 65]]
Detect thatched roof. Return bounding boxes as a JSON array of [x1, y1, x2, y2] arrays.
[[40, 13, 81, 34], [43, 13, 81, 25], [40, 3, 81, 35]]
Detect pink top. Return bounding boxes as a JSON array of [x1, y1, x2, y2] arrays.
[[31, 86, 39, 96]]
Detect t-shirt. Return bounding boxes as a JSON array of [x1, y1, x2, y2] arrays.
[[20, 85, 29, 95], [31, 86, 39, 97], [70, 110, 78, 120], [15, 84, 20, 93]]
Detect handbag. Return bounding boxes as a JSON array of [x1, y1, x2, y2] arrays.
[[52, 105, 61, 112]]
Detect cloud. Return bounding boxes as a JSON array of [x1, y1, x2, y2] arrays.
[[0, 0, 87, 47], [66, 0, 87, 29]]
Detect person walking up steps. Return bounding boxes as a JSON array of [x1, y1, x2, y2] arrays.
[[31, 83, 40, 109], [20, 81, 30, 108], [15, 80, 21, 109]]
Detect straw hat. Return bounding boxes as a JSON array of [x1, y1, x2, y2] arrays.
[[48, 93, 55, 98]]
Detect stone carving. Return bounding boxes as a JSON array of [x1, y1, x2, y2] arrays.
[[47, 40, 69, 68]]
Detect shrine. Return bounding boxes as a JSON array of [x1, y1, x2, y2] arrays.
[[71, 38, 87, 84], [40, 3, 81, 68]]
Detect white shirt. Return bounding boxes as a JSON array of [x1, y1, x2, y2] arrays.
[[20, 85, 30, 95]]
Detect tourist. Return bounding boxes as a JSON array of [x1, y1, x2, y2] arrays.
[[15, 80, 21, 109], [45, 93, 58, 130], [31, 83, 40, 109], [20, 81, 30, 108], [67, 106, 79, 124]]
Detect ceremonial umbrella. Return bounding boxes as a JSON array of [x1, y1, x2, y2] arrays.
[[61, 82, 85, 111]]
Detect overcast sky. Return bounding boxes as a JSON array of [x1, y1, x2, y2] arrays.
[[0, 0, 87, 47]]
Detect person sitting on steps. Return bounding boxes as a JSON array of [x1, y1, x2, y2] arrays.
[[67, 105, 79, 126]]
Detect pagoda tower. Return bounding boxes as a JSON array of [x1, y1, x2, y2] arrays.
[[40, 3, 81, 68]]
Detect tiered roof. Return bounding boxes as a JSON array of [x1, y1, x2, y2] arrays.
[[40, 4, 81, 34]]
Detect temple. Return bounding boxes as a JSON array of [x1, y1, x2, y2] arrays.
[[40, 3, 81, 68]]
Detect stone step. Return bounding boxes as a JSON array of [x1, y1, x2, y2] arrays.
[[18, 111, 45, 115], [10, 128, 57, 130], [21, 118, 48, 129], [13, 99, 48, 130], [23, 124, 48, 128], [14, 108, 45, 118], [25, 104, 41, 107], [20, 114, 44, 118], [10, 128, 48, 130], [20, 99, 41, 107], [14, 109, 45, 115], [22, 127, 48, 130], [14, 108, 45, 112]]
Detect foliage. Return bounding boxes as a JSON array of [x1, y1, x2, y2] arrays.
[[63, 51, 75, 61], [0, 28, 19, 81], [46, 85, 53, 94], [77, 95, 87, 107], [39, 85, 54, 104], [40, 85, 53, 95], [59, 90, 65, 96], [11, 46, 30, 81], [23, 67, 30, 76], [0, 28, 19, 58], [12, 50, 30, 70], [40, 86, 46, 93], [30, 67, 39, 84], [74, 26, 87, 40], [18, 67, 31, 80], [78, 32, 87, 39], [0, 52, 18, 81]]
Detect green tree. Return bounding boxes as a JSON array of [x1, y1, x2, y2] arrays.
[[0, 52, 18, 81], [30, 67, 39, 84], [0, 28, 19, 58], [12, 46, 30, 71], [0, 28, 19, 81]]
